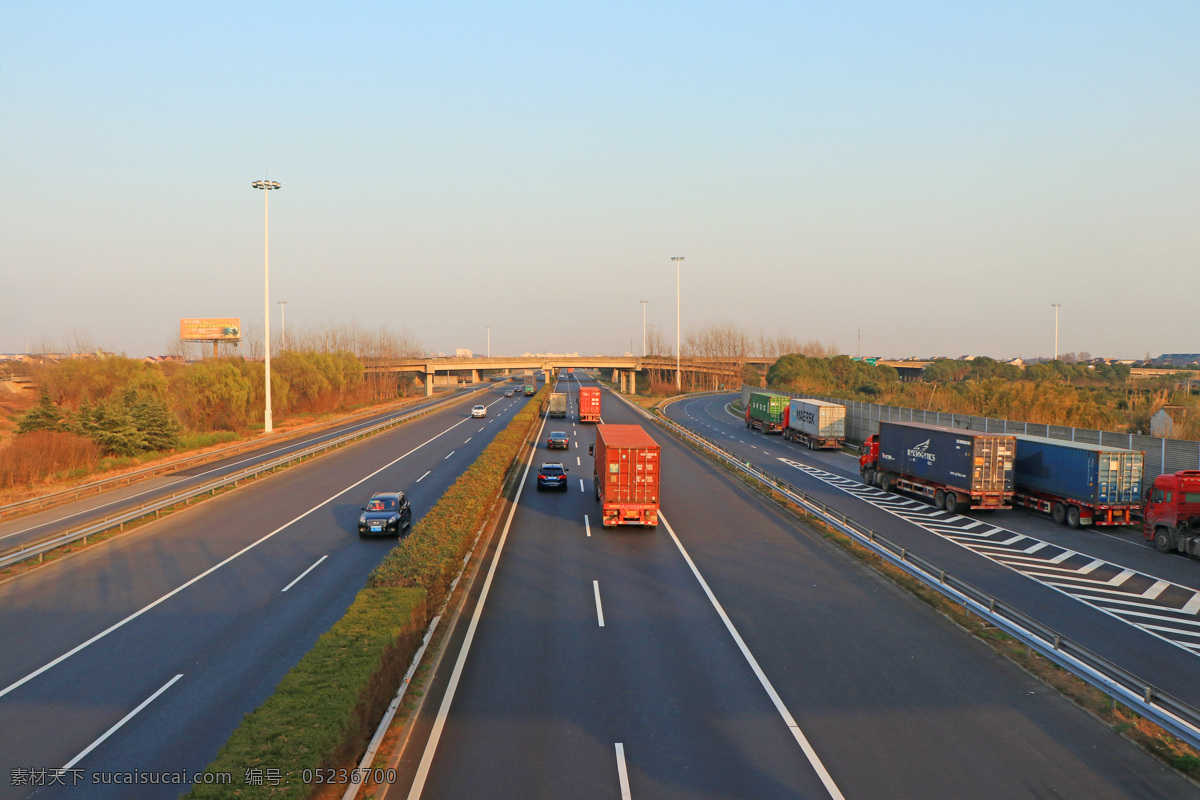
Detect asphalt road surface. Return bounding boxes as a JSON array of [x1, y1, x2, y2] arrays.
[[0, 388, 482, 555], [0, 382, 531, 800], [665, 393, 1200, 714], [389, 375, 1193, 800]]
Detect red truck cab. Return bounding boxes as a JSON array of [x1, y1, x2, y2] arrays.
[[859, 434, 879, 473], [1143, 470, 1200, 555]]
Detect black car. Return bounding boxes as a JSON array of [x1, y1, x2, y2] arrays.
[[358, 491, 412, 538], [547, 431, 569, 449], [536, 463, 569, 491]]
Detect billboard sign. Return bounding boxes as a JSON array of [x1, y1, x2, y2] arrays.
[[180, 318, 241, 341]]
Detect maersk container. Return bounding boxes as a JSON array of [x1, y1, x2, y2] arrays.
[[1013, 435, 1143, 505], [878, 421, 1014, 495], [748, 392, 789, 424], [787, 399, 846, 440]]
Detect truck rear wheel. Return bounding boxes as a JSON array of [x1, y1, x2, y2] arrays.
[[944, 492, 959, 515], [1067, 506, 1081, 528], [879, 474, 892, 493], [1051, 502, 1066, 525], [1154, 527, 1173, 553], [862, 468, 874, 486], [933, 489, 945, 509]]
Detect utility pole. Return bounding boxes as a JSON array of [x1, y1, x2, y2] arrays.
[[486, 326, 491, 358], [278, 301, 287, 350], [671, 257, 684, 390], [252, 178, 281, 433], [640, 300, 648, 357]]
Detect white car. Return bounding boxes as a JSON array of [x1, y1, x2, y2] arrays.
[[471, 404, 487, 418]]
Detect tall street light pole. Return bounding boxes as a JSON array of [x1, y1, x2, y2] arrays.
[[486, 326, 491, 358], [640, 300, 648, 357], [1051, 303, 1061, 361], [671, 257, 684, 390], [252, 179, 281, 433], [278, 301, 287, 350]]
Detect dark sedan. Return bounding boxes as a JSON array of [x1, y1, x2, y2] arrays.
[[358, 491, 413, 538], [547, 431, 569, 449], [536, 463, 569, 491]]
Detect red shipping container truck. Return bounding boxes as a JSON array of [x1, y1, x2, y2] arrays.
[[590, 424, 660, 527], [578, 386, 602, 423]]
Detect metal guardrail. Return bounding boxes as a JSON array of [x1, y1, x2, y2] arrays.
[[0, 389, 476, 522], [621, 392, 1200, 751], [0, 389, 486, 571]]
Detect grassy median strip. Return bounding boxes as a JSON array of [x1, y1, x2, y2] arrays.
[[184, 387, 549, 799]]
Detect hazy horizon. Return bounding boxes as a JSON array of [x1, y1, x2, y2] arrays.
[[4, 2, 1197, 361]]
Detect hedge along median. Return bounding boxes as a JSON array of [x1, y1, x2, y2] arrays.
[[184, 385, 551, 800]]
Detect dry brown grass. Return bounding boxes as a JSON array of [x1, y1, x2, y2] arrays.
[[0, 431, 101, 488]]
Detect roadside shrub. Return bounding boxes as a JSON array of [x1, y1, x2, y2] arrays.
[[0, 430, 101, 488]]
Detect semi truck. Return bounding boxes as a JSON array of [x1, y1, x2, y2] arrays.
[[1142, 470, 1200, 556], [782, 399, 846, 450], [1011, 435, 1144, 527], [523, 370, 536, 396], [548, 392, 568, 417], [578, 386, 601, 423], [859, 421, 1015, 512], [746, 391, 789, 434], [589, 424, 660, 527]]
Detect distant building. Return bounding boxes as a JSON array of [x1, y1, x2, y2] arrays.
[[1156, 354, 1200, 367], [1150, 406, 1194, 439], [455, 348, 473, 358]]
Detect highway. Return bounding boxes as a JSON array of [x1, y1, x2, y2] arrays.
[[389, 375, 1192, 799], [664, 393, 1200, 713], [0, 387, 483, 556], [0, 381, 532, 800]]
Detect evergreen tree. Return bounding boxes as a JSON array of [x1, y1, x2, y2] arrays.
[[17, 388, 66, 434], [88, 399, 148, 456], [131, 394, 182, 451]]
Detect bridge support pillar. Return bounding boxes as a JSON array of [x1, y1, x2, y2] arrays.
[[424, 371, 434, 397], [611, 369, 619, 385], [470, 369, 480, 383]]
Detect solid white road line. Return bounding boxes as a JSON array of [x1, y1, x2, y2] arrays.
[[579, 479, 585, 493], [0, 414, 476, 702], [406, 412, 551, 800], [281, 555, 328, 592], [61, 673, 183, 770], [444, 451, 455, 460], [615, 743, 631, 799], [584, 514, 591, 537], [417, 471, 431, 483], [593, 580, 605, 627], [660, 513, 846, 800]]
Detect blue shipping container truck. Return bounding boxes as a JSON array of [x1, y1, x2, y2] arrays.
[[1012, 435, 1144, 527], [864, 421, 1014, 511]]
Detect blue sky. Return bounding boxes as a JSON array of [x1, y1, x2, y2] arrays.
[[3, 1, 1197, 359]]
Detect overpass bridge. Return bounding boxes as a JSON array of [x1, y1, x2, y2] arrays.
[[364, 355, 775, 396]]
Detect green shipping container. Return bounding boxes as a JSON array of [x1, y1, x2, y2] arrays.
[[748, 392, 789, 424]]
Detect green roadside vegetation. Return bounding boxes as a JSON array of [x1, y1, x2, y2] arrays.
[[766, 354, 1200, 437], [0, 352, 424, 496], [652, 396, 1200, 782], [184, 384, 551, 799]]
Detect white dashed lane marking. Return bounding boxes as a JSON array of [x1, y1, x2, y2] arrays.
[[781, 459, 1200, 657]]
